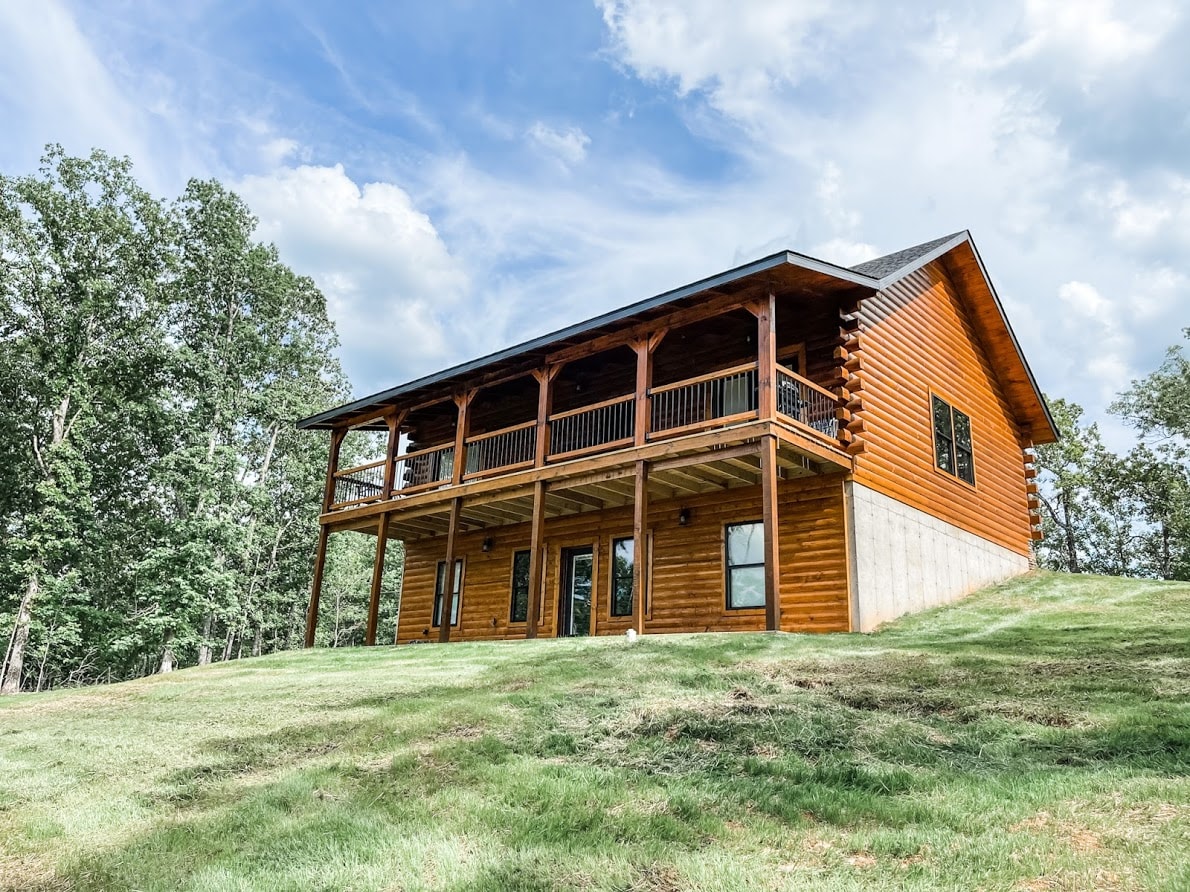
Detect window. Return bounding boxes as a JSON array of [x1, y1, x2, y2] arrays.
[[610, 538, 635, 617], [509, 551, 530, 623], [433, 558, 463, 626], [931, 395, 975, 485], [725, 522, 765, 609]]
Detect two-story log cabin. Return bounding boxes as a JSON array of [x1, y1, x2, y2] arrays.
[[297, 231, 1056, 646]]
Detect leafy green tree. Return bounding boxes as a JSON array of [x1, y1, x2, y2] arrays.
[[0, 147, 172, 693]]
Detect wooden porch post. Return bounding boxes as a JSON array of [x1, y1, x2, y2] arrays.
[[365, 512, 391, 646], [632, 332, 666, 446], [452, 391, 476, 486], [304, 524, 331, 648], [754, 292, 777, 421], [305, 428, 345, 648], [526, 479, 547, 639], [632, 459, 649, 635], [532, 366, 561, 467], [438, 498, 463, 643], [382, 410, 408, 496], [760, 434, 782, 631]]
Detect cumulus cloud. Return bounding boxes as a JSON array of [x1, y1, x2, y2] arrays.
[[235, 163, 469, 395]]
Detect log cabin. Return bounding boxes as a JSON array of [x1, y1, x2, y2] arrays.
[[297, 230, 1056, 645]]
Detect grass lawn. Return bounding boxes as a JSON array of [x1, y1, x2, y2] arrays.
[[1, 571, 1187, 891]]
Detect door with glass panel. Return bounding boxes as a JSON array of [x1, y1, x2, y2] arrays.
[[558, 547, 594, 637]]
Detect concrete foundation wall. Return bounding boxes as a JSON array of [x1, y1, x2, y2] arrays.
[[846, 481, 1030, 632]]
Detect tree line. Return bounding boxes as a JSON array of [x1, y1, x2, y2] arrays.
[[0, 147, 395, 694], [1035, 332, 1190, 579]]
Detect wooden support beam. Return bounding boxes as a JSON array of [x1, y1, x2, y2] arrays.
[[451, 391, 477, 486], [438, 498, 462, 643], [760, 434, 781, 632], [532, 365, 562, 467], [631, 331, 666, 447], [632, 459, 649, 635], [382, 410, 408, 496], [526, 480, 546, 639], [754, 292, 778, 422], [304, 525, 331, 648], [366, 513, 391, 645], [322, 429, 346, 511]]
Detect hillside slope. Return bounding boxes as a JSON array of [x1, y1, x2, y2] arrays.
[[1, 572, 1188, 892]]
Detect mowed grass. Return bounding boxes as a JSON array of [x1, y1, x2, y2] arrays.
[[1, 573, 1188, 891]]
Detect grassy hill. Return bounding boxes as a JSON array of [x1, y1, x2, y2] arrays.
[[1, 572, 1188, 892]]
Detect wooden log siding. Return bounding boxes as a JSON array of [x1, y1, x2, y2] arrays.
[[853, 260, 1033, 555], [397, 474, 851, 642]]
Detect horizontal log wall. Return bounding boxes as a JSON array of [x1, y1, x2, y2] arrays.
[[397, 474, 850, 642], [854, 261, 1032, 555]]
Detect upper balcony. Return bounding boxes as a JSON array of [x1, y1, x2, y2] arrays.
[[317, 293, 863, 533]]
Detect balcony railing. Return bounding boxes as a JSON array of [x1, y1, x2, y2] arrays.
[[464, 421, 536, 479], [332, 459, 386, 508], [326, 363, 843, 511], [548, 394, 635, 460], [650, 362, 759, 438], [776, 364, 840, 439]]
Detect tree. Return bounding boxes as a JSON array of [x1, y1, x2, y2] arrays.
[[0, 147, 172, 693]]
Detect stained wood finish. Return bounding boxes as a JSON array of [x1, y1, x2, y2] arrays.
[[304, 524, 331, 648], [526, 479, 546, 639], [366, 513, 390, 645], [438, 498, 462, 643], [854, 260, 1033, 555], [760, 434, 781, 631], [632, 459, 649, 634], [397, 474, 851, 643]]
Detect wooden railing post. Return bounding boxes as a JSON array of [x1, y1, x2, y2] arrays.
[[438, 497, 463, 643], [533, 365, 561, 466], [526, 479, 547, 639], [452, 391, 477, 485], [322, 428, 346, 511], [632, 332, 666, 446], [750, 293, 778, 421], [382, 410, 408, 497]]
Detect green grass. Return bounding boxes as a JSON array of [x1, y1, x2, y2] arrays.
[[1, 572, 1188, 891]]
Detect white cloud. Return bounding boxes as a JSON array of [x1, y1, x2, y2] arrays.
[[526, 122, 591, 167], [236, 163, 468, 395], [1013, 0, 1178, 69]]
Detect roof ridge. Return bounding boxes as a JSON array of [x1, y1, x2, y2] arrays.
[[849, 232, 966, 279]]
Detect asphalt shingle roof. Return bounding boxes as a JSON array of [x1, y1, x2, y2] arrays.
[[849, 232, 965, 279]]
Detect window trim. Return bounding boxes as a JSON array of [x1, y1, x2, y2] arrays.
[[929, 391, 976, 488], [778, 341, 806, 376], [723, 520, 767, 612], [508, 549, 531, 624], [609, 536, 635, 618], [432, 558, 464, 627]]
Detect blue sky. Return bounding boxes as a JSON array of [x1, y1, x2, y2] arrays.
[[2, 0, 1188, 446]]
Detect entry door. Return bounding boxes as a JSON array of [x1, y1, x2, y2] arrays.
[[559, 547, 594, 637]]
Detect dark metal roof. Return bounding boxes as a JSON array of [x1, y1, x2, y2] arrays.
[[296, 249, 880, 430], [296, 231, 1054, 442]]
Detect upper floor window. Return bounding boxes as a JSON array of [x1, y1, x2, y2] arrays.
[[725, 522, 765, 609], [510, 550, 530, 623], [932, 395, 975, 485], [433, 558, 463, 626]]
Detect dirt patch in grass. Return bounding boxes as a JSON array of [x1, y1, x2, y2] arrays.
[[0, 854, 68, 892]]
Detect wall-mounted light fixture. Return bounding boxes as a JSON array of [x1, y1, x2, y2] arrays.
[[678, 508, 691, 526], [481, 537, 493, 552]]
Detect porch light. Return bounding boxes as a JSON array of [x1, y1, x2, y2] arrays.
[[481, 537, 493, 552], [678, 508, 691, 526]]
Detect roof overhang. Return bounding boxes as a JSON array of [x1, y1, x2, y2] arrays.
[[296, 251, 880, 430]]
